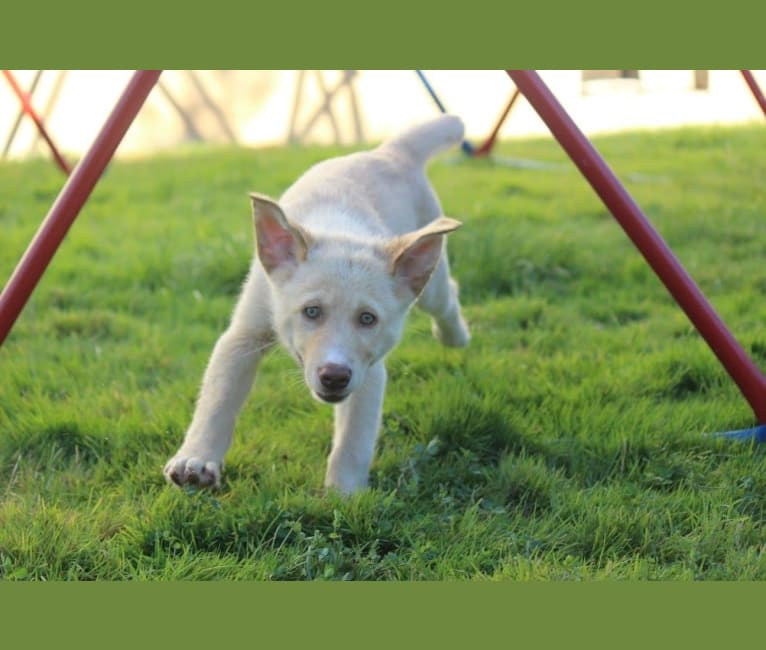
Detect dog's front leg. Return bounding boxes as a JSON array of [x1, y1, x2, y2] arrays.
[[325, 361, 386, 495], [164, 326, 272, 487]]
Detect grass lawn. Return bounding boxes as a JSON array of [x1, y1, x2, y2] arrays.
[[2, 124, 766, 580]]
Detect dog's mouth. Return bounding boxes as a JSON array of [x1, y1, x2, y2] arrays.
[[314, 390, 350, 404]]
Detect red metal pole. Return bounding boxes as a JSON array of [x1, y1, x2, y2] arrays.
[[507, 69, 766, 423], [0, 70, 162, 348], [2, 69, 72, 175], [740, 70, 766, 118], [473, 88, 521, 157]]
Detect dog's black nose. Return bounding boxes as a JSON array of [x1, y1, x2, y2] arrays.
[[318, 364, 352, 390]]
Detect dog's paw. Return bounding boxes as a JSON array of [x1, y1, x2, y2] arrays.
[[324, 471, 368, 497], [164, 455, 221, 488]]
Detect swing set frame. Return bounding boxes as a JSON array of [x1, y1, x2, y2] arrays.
[[2, 69, 765, 440]]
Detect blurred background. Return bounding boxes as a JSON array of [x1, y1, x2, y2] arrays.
[[1, 70, 764, 160]]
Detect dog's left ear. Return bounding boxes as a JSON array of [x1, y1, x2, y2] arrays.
[[387, 217, 462, 296], [250, 193, 312, 275]]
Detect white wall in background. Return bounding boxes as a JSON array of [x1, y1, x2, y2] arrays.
[[0, 70, 763, 161]]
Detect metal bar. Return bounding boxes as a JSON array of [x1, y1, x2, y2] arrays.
[[296, 71, 348, 143], [473, 87, 521, 157], [415, 69, 448, 113], [0, 70, 162, 348], [2, 69, 71, 174], [740, 70, 766, 117], [287, 70, 307, 144], [313, 70, 342, 145], [187, 70, 238, 144], [345, 70, 365, 144], [507, 69, 766, 423], [156, 78, 203, 141], [414, 70, 474, 155], [33, 70, 68, 152], [2, 70, 43, 158]]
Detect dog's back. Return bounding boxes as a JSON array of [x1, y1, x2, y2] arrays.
[[280, 115, 465, 238]]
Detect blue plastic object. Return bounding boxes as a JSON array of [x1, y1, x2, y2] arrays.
[[715, 424, 766, 443]]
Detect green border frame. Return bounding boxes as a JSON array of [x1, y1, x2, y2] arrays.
[[3, 583, 766, 645], [4, 2, 766, 647], [3, 1, 766, 68]]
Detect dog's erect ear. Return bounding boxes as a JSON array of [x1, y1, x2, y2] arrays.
[[250, 193, 312, 275], [387, 217, 462, 296]]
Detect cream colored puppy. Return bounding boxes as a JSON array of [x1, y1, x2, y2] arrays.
[[164, 115, 470, 495]]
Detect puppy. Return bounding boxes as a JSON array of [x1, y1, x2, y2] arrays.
[[164, 114, 470, 495]]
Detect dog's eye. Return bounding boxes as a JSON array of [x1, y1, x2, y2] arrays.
[[303, 306, 322, 320], [359, 311, 377, 327]]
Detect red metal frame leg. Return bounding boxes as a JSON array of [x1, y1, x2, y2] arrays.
[[740, 70, 766, 118], [2, 70, 43, 158], [507, 69, 766, 423], [2, 69, 72, 175], [473, 88, 521, 157], [0, 70, 162, 348]]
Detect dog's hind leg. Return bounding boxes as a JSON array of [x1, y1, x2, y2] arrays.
[[325, 361, 387, 495], [417, 254, 470, 348]]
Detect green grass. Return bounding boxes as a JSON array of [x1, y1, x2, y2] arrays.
[[2, 124, 766, 580]]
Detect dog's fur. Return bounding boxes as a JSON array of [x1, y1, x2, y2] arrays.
[[164, 115, 470, 495]]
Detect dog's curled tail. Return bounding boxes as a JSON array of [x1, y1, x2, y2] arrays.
[[383, 114, 465, 165]]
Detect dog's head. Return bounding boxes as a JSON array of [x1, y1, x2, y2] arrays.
[[250, 193, 461, 404]]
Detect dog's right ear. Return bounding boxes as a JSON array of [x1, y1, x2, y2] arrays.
[[387, 217, 462, 297], [250, 193, 312, 275]]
